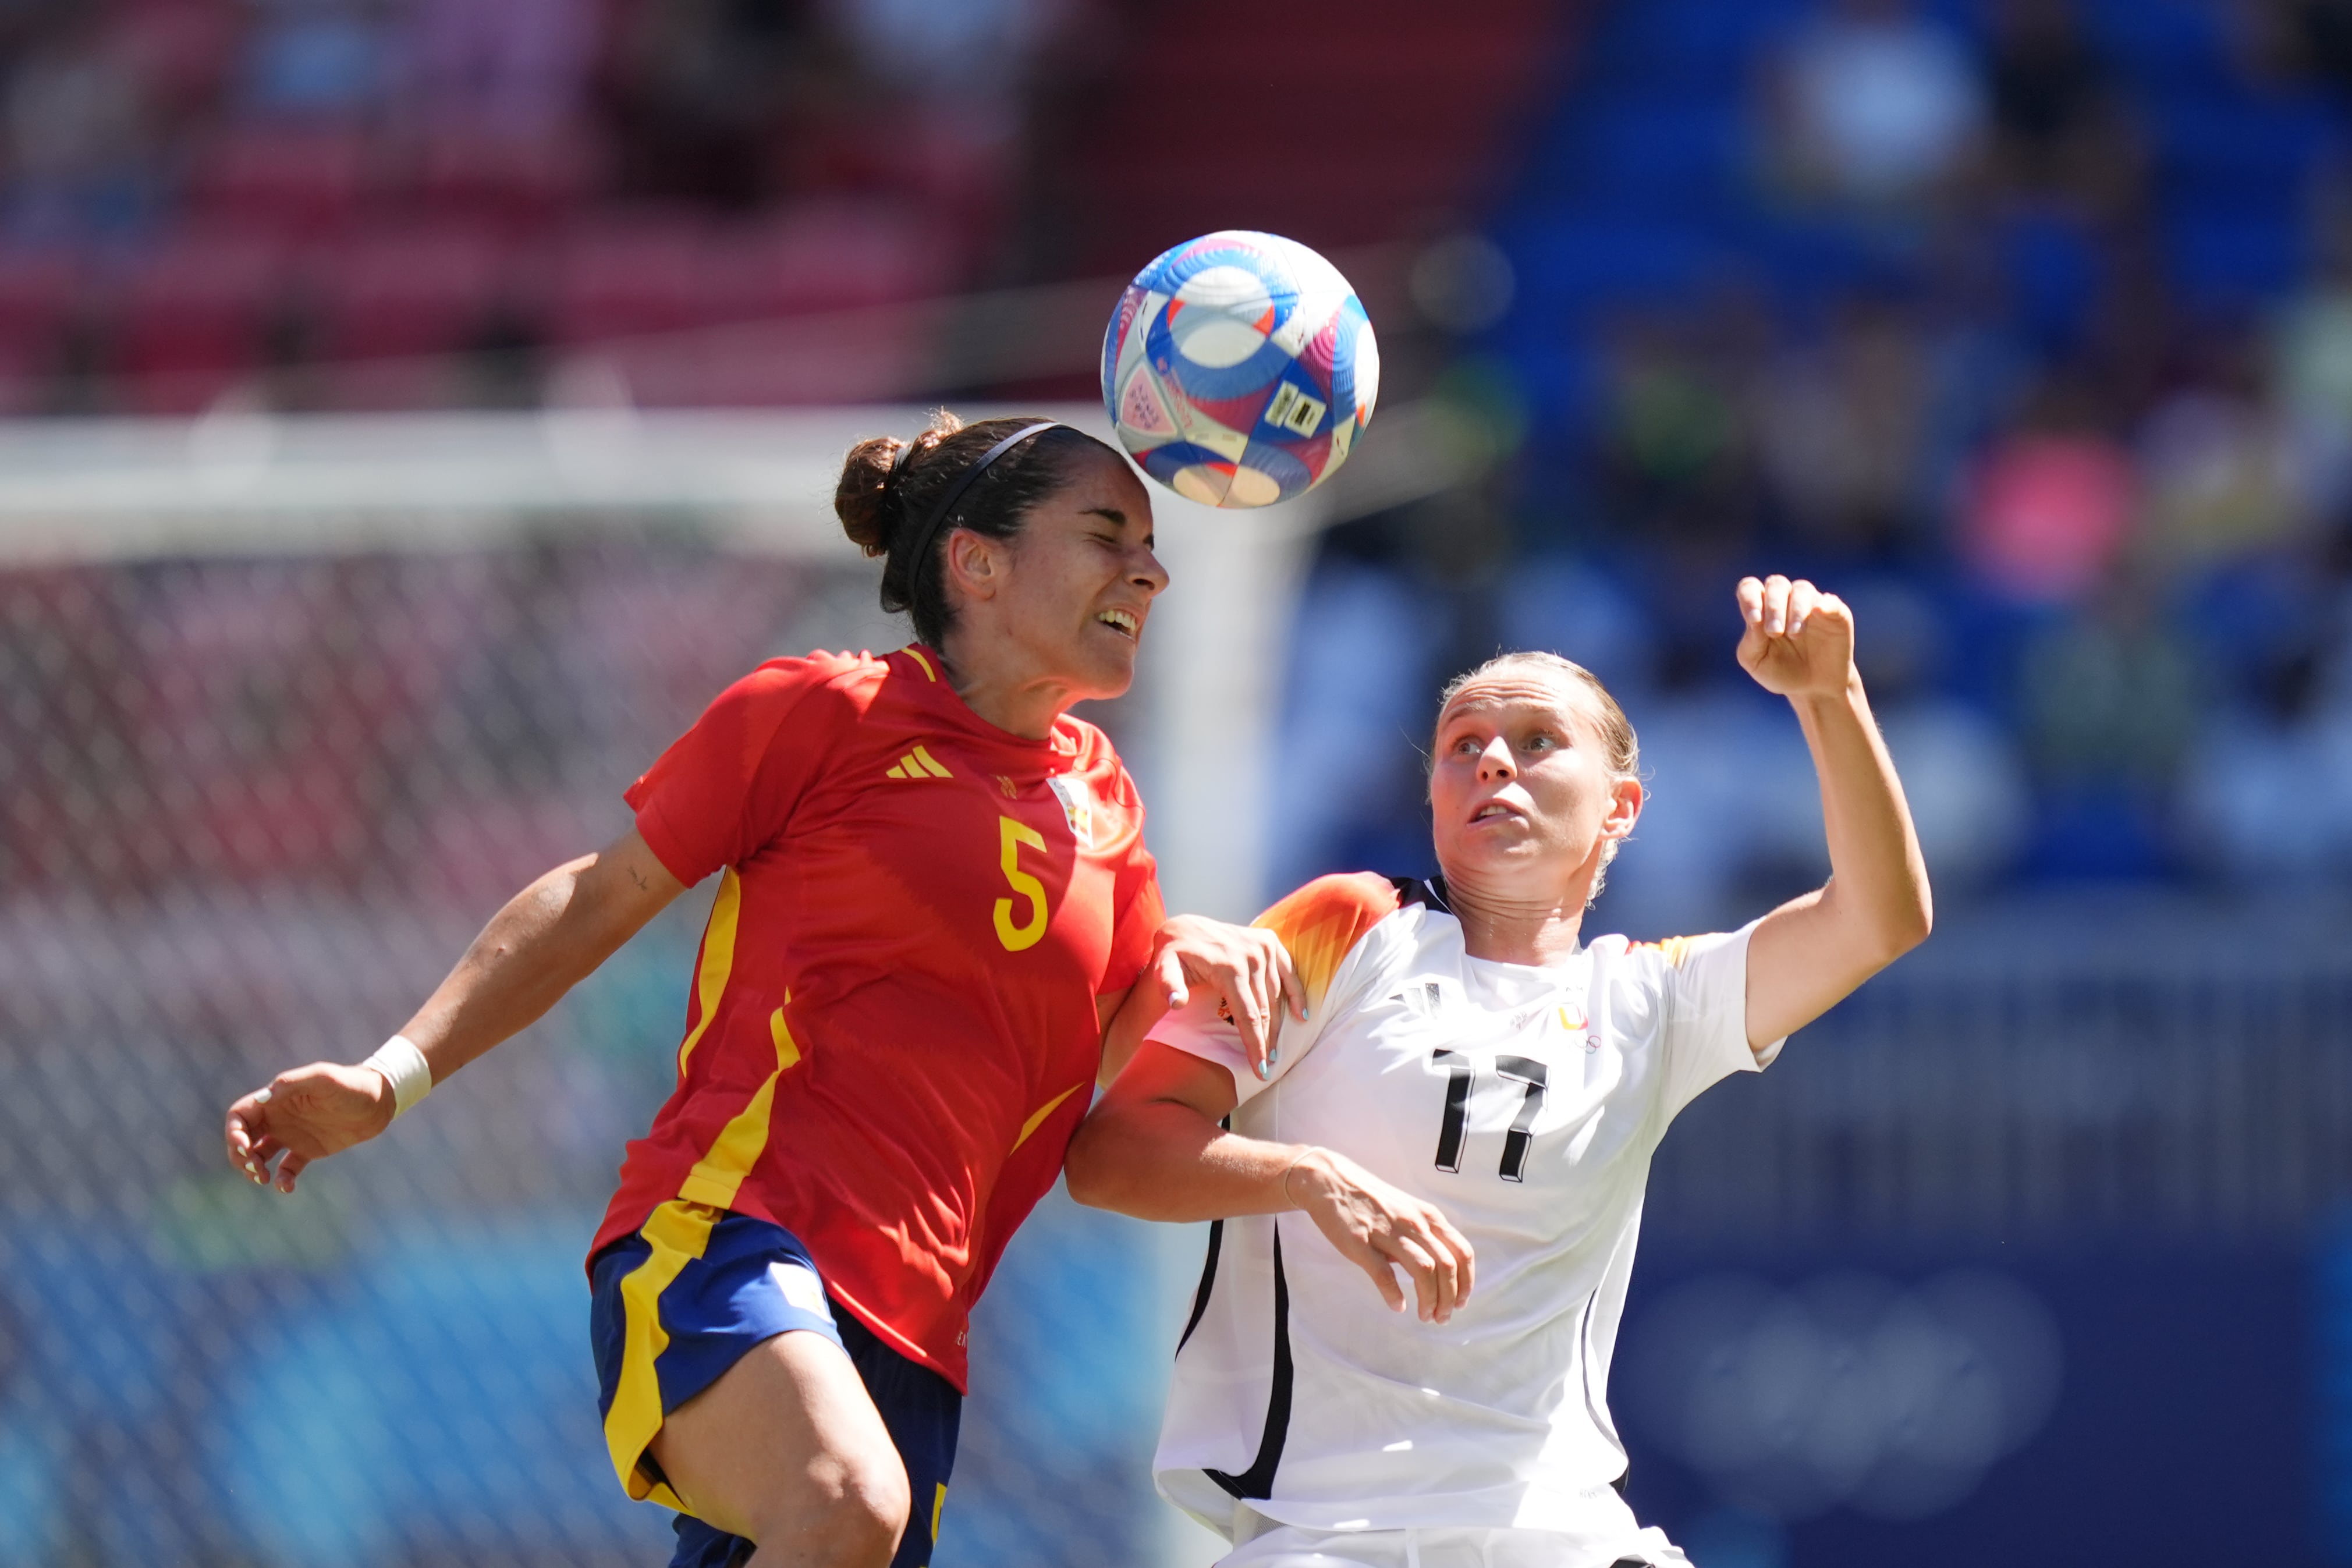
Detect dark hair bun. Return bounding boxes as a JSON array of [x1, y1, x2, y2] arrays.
[[835, 435, 904, 556], [835, 412, 970, 557]]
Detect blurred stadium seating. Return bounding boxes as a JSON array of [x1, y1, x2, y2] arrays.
[[0, 0, 989, 413]]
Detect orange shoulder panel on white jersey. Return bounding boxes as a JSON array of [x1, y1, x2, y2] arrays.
[[1251, 871, 1401, 1015]]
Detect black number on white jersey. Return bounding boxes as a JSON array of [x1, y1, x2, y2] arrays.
[[1431, 1048, 1473, 1173], [1430, 1049, 1551, 1181], [1493, 1056, 1549, 1182]]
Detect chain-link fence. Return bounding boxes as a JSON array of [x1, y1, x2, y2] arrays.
[[0, 542, 1185, 1567]]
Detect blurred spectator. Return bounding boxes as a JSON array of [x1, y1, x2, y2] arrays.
[[817, 0, 1070, 240], [1846, 577, 2033, 887], [1752, 293, 1931, 556], [111, 0, 240, 126], [2178, 525, 2352, 880], [2020, 571, 2200, 788], [1982, 0, 2141, 217], [2137, 326, 2301, 571], [240, 0, 389, 120], [834, 0, 1056, 96], [1597, 308, 1758, 549], [4, 10, 157, 239], [1599, 683, 1820, 936], [605, 0, 810, 210], [398, 0, 597, 134], [2275, 204, 2352, 517], [2017, 572, 2202, 874], [2245, 0, 2352, 100], [1879, 673, 2034, 887], [1762, 0, 1987, 214], [1960, 373, 2137, 602]]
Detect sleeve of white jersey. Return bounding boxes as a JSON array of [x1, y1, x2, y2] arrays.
[[1657, 918, 1784, 1122], [1145, 871, 1404, 1107], [1145, 985, 1335, 1107]]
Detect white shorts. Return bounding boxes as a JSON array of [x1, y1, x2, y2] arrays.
[[1217, 1506, 1690, 1568]]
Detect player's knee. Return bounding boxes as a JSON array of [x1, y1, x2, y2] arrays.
[[753, 1455, 907, 1568], [853, 1455, 912, 1552]]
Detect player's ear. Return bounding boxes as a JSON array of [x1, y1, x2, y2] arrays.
[[943, 528, 1005, 603], [1601, 775, 1643, 840]]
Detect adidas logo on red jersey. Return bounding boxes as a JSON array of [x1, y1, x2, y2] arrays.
[[885, 746, 952, 780]]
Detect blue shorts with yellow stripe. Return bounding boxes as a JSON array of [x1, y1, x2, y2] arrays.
[[590, 1201, 961, 1568]]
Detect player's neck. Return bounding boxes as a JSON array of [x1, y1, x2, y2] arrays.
[[935, 642, 1074, 741], [1444, 875, 1588, 968]]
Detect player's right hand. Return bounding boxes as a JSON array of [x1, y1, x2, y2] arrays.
[[1286, 1146, 1475, 1324], [224, 1062, 395, 1195], [1148, 914, 1307, 1081]]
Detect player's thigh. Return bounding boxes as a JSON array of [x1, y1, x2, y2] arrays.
[[651, 1326, 911, 1548]]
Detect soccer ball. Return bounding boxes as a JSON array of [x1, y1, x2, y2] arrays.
[[1101, 230, 1378, 508]]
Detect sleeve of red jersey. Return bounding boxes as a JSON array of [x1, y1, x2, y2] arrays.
[[623, 658, 851, 886], [1147, 871, 1400, 1105], [1102, 835, 1166, 998]]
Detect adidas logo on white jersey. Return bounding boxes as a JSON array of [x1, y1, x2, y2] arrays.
[[1387, 980, 1445, 1016]]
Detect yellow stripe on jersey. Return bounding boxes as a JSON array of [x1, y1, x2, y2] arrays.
[[604, 1197, 724, 1510], [1253, 871, 1403, 1016], [675, 868, 742, 1079], [910, 744, 952, 778], [886, 763, 908, 779], [768, 1002, 803, 1071], [606, 1000, 810, 1512], [678, 994, 807, 1211], [1009, 1083, 1081, 1154], [928, 1482, 947, 1560], [903, 645, 939, 682]]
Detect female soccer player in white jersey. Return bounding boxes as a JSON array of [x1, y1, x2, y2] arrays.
[[1065, 574, 1932, 1568]]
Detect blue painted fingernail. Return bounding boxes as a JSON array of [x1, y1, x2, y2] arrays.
[[1269, 1046, 1282, 1067], [1255, 1059, 1271, 1081]]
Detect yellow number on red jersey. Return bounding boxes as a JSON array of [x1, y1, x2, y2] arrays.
[[994, 815, 1049, 951]]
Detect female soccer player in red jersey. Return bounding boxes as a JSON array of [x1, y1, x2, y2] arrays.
[[222, 414, 1301, 1568]]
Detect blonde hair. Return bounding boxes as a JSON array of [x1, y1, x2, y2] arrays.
[[1432, 650, 1643, 896]]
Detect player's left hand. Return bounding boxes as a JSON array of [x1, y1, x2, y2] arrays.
[[1736, 574, 1856, 700], [1147, 915, 1305, 1080]]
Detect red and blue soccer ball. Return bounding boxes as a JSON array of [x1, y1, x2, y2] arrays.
[[1101, 230, 1378, 508]]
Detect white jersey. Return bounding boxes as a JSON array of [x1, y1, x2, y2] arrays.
[[1148, 874, 1782, 1559]]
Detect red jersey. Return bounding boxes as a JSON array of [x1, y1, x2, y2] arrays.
[[589, 645, 1165, 1389]]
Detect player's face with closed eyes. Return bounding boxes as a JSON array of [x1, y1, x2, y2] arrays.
[[994, 450, 1165, 699], [1429, 676, 1642, 898]]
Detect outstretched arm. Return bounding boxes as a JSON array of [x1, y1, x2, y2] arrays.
[[1066, 1042, 1475, 1323], [224, 827, 687, 1193], [1738, 575, 1933, 1048], [1095, 914, 1304, 1086]]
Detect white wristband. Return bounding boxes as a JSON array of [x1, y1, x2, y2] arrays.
[[361, 1035, 434, 1119]]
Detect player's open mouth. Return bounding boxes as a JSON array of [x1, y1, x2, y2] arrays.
[[1095, 608, 1140, 639], [1471, 801, 1525, 824]]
